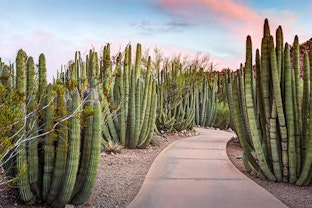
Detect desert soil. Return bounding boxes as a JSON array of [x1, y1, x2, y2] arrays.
[[1, 128, 312, 208]]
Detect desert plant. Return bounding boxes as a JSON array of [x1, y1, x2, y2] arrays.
[[1, 49, 103, 207], [213, 101, 231, 129], [100, 43, 157, 149], [103, 138, 123, 154], [227, 19, 312, 185]]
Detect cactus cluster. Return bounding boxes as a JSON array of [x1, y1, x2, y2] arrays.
[[193, 71, 218, 127], [1, 50, 102, 207], [1, 42, 227, 207], [100, 44, 157, 148], [156, 62, 221, 134], [226, 19, 312, 185], [156, 59, 195, 133]]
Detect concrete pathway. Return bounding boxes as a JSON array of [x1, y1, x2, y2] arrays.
[[127, 128, 288, 208]]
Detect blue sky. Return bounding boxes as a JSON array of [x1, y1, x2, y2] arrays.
[[1, 0, 312, 81]]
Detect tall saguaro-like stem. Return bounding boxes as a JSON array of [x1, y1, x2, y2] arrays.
[[46, 84, 68, 204], [38, 54, 47, 102], [293, 36, 301, 176], [71, 86, 102, 204], [301, 51, 310, 165], [16, 49, 37, 204], [42, 84, 56, 200], [296, 51, 312, 186], [225, 18, 312, 186], [26, 56, 39, 196], [245, 36, 276, 181], [54, 90, 81, 208], [269, 36, 288, 182]]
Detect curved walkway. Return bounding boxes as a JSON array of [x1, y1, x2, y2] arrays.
[[127, 128, 288, 208]]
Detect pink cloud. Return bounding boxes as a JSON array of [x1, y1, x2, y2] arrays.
[[154, 0, 266, 69], [157, 0, 262, 24], [156, 0, 264, 56], [160, 0, 306, 69]]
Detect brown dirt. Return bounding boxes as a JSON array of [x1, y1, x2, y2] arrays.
[[1, 129, 312, 208]]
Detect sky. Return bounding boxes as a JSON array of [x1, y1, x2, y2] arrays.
[[1, 0, 312, 81]]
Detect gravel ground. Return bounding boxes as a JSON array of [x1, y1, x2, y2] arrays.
[[0, 132, 189, 208], [1, 129, 312, 208], [227, 137, 312, 208]]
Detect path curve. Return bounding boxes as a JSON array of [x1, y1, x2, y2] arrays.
[[127, 128, 288, 208]]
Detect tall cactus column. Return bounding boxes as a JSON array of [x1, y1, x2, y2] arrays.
[[100, 44, 158, 149], [26, 56, 40, 198], [226, 18, 312, 185], [245, 36, 276, 181], [15, 49, 37, 204], [42, 84, 56, 200], [71, 85, 102, 204], [46, 84, 68, 204], [53, 90, 81, 208]]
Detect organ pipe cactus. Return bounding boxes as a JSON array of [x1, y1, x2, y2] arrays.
[[52, 90, 81, 208], [155, 55, 221, 133], [71, 86, 102, 204], [46, 84, 68, 204], [156, 58, 195, 133], [193, 73, 218, 127], [101, 43, 157, 149], [296, 49, 312, 186], [227, 18, 312, 185], [15, 49, 37, 205], [71, 89, 101, 204], [38, 53, 47, 102], [26, 56, 39, 197], [3, 41, 225, 208], [3, 49, 104, 207], [43, 84, 56, 200], [245, 36, 276, 181]]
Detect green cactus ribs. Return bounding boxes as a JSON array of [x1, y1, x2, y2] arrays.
[[1, 49, 103, 207], [226, 18, 312, 186]]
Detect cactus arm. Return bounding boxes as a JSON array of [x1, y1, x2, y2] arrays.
[[46, 85, 68, 204], [71, 90, 93, 198], [71, 88, 101, 204], [139, 82, 157, 148], [16, 49, 37, 204], [245, 36, 276, 181], [296, 49, 312, 186], [128, 62, 137, 148], [42, 84, 56, 200], [26, 57, 40, 197], [292, 36, 302, 177], [301, 51, 310, 163], [53, 90, 81, 208]]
